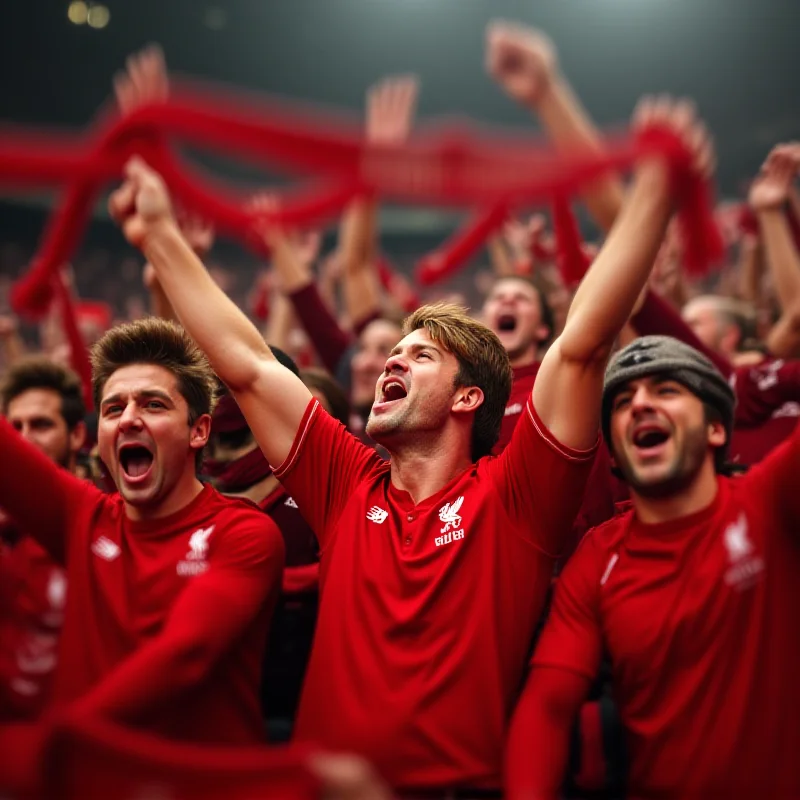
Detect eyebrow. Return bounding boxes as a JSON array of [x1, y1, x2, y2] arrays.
[[388, 342, 442, 359], [101, 389, 174, 408]]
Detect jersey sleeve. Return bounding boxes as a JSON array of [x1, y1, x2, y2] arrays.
[[531, 533, 604, 681], [733, 359, 800, 427], [272, 399, 385, 549], [488, 393, 597, 556], [741, 416, 800, 535], [0, 417, 100, 564]]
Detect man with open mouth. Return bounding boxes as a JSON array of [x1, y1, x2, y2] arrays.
[[0, 317, 285, 753], [507, 335, 800, 799]]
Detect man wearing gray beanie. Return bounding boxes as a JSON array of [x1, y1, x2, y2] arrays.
[[507, 332, 800, 799]]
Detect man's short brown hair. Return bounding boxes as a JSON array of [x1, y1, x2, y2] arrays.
[[403, 303, 512, 460], [1, 357, 86, 429], [91, 318, 217, 425]]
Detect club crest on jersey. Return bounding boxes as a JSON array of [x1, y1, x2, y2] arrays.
[[436, 496, 466, 547], [723, 513, 764, 591], [177, 526, 214, 577]]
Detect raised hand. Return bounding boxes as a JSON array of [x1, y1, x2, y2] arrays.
[[176, 211, 215, 257], [632, 96, 715, 181], [113, 44, 168, 114], [749, 146, 796, 212], [485, 21, 558, 107], [108, 157, 177, 249], [366, 75, 419, 145]]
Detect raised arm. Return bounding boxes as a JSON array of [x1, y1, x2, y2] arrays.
[[530, 99, 712, 450], [108, 158, 313, 469], [340, 76, 418, 326], [749, 146, 800, 358], [487, 21, 624, 233]]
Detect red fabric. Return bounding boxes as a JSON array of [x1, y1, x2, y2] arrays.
[[75, 300, 112, 332], [532, 427, 800, 799], [552, 195, 592, 286], [0, 89, 720, 313], [251, 280, 270, 322], [273, 398, 595, 788], [0, 535, 65, 723], [41, 716, 320, 800], [51, 276, 94, 411], [493, 361, 540, 454], [0, 419, 284, 745], [574, 701, 606, 791]]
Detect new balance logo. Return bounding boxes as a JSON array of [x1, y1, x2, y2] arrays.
[[366, 506, 388, 524], [504, 402, 523, 417], [91, 536, 120, 561], [285, 497, 298, 508]]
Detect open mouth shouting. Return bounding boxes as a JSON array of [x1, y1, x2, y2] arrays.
[[372, 376, 409, 414], [495, 312, 518, 334], [118, 441, 155, 484], [630, 422, 672, 459]]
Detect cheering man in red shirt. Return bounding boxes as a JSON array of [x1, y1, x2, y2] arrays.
[[0, 318, 285, 747], [108, 90, 711, 789], [506, 335, 800, 799]]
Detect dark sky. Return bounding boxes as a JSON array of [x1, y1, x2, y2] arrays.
[[0, 0, 798, 217]]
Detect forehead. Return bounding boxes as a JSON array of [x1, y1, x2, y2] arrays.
[[488, 278, 540, 300], [682, 299, 718, 322], [100, 363, 180, 401], [6, 387, 63, 419], [393, 327, 452, 356]]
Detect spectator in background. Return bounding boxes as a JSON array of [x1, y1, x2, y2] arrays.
[[0, 358, 85, 722], [507, 336, 800, 800]]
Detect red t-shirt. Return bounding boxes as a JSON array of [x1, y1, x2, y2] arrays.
[[730, 358, 800, 465], [494, 362, 540, 454], [0, 530, 66, 722], [532, 422, 800, 799], [275, 396, 597, 789], [0, 418, 285, 745]]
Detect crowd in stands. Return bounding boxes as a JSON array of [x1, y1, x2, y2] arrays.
[[0, 19, 798, 800]]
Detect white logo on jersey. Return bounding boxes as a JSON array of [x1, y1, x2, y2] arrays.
[[724, 514, 752, 561], [366, 506, 388, 524], [285, 497, 298, 508], [439, 496, 464, 534], [723, 513, 764, 591], [753, 359, 783, 391], [504, 402, 523, 417], [600, 553, 619, 586], [46, 570, 67, 610], [91, 536, 120, 561], [177, 526, 214, 576]]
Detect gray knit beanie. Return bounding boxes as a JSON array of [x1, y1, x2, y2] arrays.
[[602, 336, 736, 460]]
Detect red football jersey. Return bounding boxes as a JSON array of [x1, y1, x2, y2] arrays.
[[0, 418, 285, 745], [532, 422, 800, 799], [275, 396, 596, 789], [0, 531, 66, 722], [730, 358, 800, 465]]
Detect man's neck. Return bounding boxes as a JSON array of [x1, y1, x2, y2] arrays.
[[223, 473, 280, 505], [389, 436, 473, 506], [631, 462, 720, 525], [124, 469, 205, 522], [508, 345, 539, 369]]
